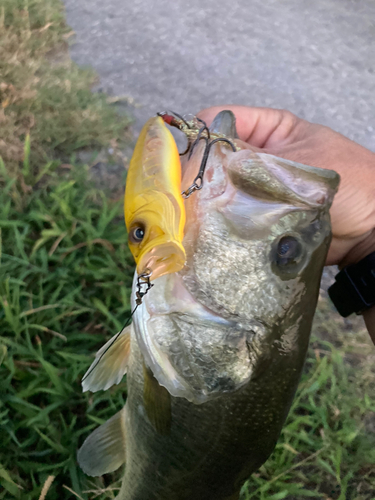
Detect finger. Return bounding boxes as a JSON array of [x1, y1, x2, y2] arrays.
[[197, 105, 301, 148]]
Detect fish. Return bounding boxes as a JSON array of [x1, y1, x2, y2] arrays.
[[78, 110, 340, 499], [124, 115, 186, 281]]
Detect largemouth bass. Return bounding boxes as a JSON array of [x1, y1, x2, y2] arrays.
[[124, 116, 185, 280], [78, 111, 339, 499]]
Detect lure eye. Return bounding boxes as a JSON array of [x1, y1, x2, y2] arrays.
[[275, 236, 302, 267], [129, 225, 145, 244]]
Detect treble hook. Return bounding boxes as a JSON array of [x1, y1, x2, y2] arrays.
[[157, 111, 237, 197], [181, 137, 236, 199], [188, 119, 211, 160], [195, 117, 211, 138], [157, 110, 192, 156], [135, 269, 154, 305], [81, 270, 153, 382]]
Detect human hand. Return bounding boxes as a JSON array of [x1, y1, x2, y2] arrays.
[[198, 105, 375, 268], [198, 106, 375, 338]]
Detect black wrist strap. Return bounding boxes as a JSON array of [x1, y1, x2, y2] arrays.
[[328, 251, 375, 317]]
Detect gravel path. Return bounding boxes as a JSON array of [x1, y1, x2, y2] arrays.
[[63, 0, 375, 148]]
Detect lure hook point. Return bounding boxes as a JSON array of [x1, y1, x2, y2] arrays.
[[182, 136, 236, 199], [135, 269, 154, 305]]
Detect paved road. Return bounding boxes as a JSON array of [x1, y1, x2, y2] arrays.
[[63, 0, 375, 150]]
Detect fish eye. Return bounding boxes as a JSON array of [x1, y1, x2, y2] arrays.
[[271, 234, 305, 276], [277, 236, 299, 259], [271, 234, 305, 280], [129, 224, 145, 244], [275, 235, 302, 267]]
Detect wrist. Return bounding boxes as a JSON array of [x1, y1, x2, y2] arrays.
[[339, 229, 375, 269], [328, 239, 375, 321]]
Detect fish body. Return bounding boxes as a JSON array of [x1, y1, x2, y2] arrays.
[[79, 111, 339, 499], [124, 116, 185, 280]]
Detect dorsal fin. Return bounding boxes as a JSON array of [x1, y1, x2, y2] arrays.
[[82, 325, 131, 393], [77, 408, 126, 476]]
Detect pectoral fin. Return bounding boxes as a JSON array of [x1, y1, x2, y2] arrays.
[[77, 408, 126, 476], [143, 363, 171, 435], [82, 325, 131, 393]]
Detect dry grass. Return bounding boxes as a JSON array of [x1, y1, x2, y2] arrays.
[[0, 0, 131, 174]]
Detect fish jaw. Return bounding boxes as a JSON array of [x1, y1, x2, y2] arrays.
[[136, 236, 186, 280]]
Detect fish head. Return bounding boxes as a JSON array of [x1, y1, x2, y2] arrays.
[[182, 119, 339, 321], [133, 110, 340, 403]]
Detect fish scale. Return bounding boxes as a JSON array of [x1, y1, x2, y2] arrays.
[[120, 335, 307, 500]]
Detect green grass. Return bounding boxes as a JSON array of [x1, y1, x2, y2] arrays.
[[0, 159, 132, 499], [0, 1, 133, 497]]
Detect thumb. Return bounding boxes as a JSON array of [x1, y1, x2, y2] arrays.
[[197, 105, 303, 149]]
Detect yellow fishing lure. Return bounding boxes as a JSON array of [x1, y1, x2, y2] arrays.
[[124, 116, 186, 281]]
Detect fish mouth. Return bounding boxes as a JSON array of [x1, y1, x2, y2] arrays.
[[137, 238, 186, 281]]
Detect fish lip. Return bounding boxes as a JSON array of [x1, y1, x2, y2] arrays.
[[137, 238, 186, 281]]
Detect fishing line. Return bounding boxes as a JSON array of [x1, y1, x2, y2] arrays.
[[81, 272, 153, 382]]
